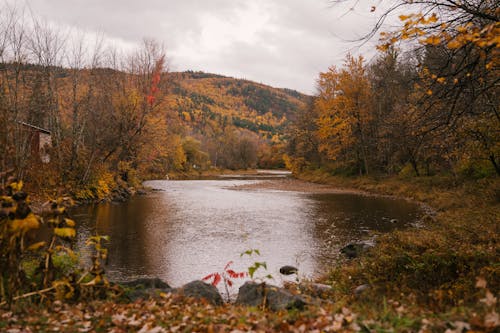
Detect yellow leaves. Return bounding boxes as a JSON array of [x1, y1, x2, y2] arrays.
[[376, 43, 391, 52], [9, 213, 40, 233], [54, 227, 76, 238], [182, 111, 191, 121], [426, 90, 433, 96], [64, 218, 76, 227], [436, 77, 446, 84], [9, 181, 23, 192], [399, 14, 413, 21], [447, 39, 462, 49], [427, 14, 438, 23], [422, 35, 441, 46], [27, 241, 46, 251]]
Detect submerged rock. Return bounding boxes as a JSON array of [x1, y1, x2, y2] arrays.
[[179, 280, 223, 305], [235, 281, 306, 311], [279, 265, 298, 275]]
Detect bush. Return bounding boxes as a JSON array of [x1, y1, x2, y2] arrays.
[[0, 180, 112, 306]]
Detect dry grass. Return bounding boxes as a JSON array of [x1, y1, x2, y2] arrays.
[[295, 171, 499, 312]]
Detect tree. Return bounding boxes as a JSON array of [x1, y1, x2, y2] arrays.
[[315, 54, 373, 175], [336, 0, 499, 174]]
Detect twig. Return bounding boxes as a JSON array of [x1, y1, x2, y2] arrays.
[[0, 273, 55, 307]]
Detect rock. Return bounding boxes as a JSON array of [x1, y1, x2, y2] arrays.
[[353, 284, 370, 296], [179, 280, 223, 305], [285, 282, 333, 299], [122, 277, 171, 289], [121, 278, 172, 301], [235, 282, 307, 311], [390, 218, 398, 224], [279, 265, 298, 275], [340, 242, 373, 259]]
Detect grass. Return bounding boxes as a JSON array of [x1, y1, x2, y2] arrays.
[[296, 170, 499, 329]]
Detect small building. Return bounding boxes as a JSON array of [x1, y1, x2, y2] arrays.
[[17, 121, 52, 163]]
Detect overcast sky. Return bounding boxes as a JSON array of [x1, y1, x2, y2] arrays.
[[11, 0, 390, 94]]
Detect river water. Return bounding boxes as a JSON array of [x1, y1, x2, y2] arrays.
[[73, 172, 423, 289]]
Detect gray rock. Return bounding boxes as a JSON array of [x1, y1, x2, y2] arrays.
[[179, 280, 223, 305], [340, 242, 373, 259], [121, 278, 172, 301], [136, 189, 148, 195], [353, 284, 370, 296], [235, 282, 307, 311], [279, 265, 298, 275], [122, 277, 171, 289]]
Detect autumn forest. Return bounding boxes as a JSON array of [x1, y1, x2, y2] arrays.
[[1, 0, 499, 331]]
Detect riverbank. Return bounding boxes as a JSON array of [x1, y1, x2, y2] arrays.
[[295, 171, 499, 329], [2, 172, 498, 332], [234, 171, 498, 330]]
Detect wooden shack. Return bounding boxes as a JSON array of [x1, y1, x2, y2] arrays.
[[18, 121, 52, 163]]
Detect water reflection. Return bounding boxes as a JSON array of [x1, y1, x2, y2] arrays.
[[307, 193, 422, 267], [73, 178, 422, 288]]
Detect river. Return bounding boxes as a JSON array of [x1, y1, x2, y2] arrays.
[[73, 172, 423, 289]]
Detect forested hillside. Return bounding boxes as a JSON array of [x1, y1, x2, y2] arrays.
[[162, 71, 308, 171], [0, 27, 307, 200]]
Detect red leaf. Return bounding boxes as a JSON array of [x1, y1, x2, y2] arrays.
[[224, 261, 234, 271], [212, 273, 221, 286], [146, 95, 155, 106], [227, 280, 233, 287]]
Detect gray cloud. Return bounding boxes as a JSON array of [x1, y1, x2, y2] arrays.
[[17, 0, 385, 94]]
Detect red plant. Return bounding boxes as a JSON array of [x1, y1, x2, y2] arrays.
[[146, 56, 165, 107], [202, 261, 247, 299]]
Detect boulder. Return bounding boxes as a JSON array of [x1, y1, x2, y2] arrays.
[[121, 278, 172, 301], [279, 265, 298, 275], [122, 277, 171, 289], [340, 242, 373, 259], [235, 281, 306, 311], [179, 280, 223, 305], [136, 189, 148, 196]]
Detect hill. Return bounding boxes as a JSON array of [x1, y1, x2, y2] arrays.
[[135, 70, 311, 174], [166, 71, 309, 140]]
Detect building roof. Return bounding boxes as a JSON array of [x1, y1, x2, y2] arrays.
[[17, 121, 51, 135]]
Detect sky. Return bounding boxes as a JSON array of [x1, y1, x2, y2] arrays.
[[9, 0, 392, 94]]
